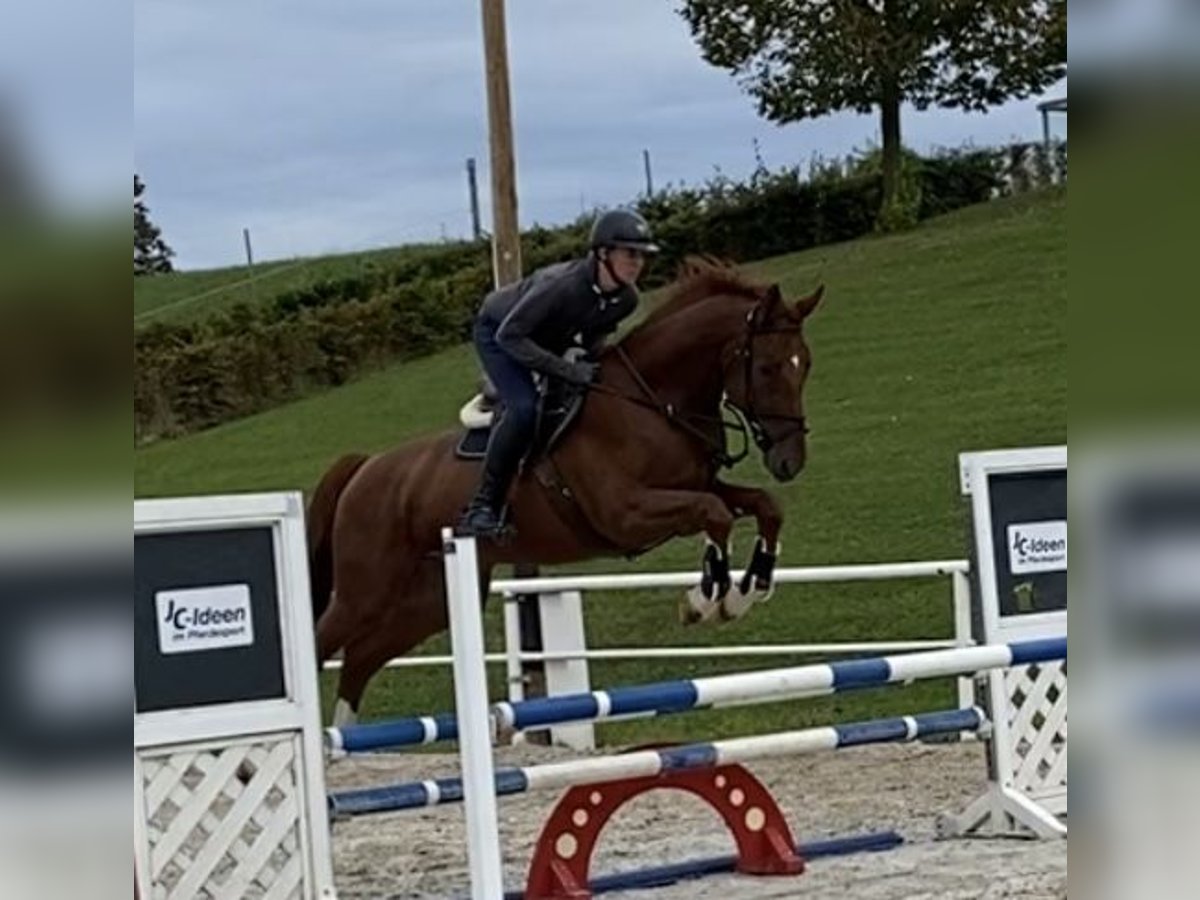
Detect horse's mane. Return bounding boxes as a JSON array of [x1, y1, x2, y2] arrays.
[[624, 258, 765, 342]]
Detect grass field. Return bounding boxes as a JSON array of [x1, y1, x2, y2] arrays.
[[133, 240, 475, 327], [135, 188, 1066, 744]]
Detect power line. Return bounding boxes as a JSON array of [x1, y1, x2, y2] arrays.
[[134, 258, 310, 323]]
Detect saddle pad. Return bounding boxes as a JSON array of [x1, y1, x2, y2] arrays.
[[454, 382, 586, 462], [455, 427, 490, 459]]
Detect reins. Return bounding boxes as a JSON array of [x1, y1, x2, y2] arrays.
[[584, 300, 808, 469]]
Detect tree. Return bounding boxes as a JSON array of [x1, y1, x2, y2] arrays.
[[677, 0, 1067, 229], [134, 174, 174, 275]]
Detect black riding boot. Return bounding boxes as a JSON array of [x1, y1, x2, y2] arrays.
[[458, 468, 511, 538], [457, 416, 528, 539]]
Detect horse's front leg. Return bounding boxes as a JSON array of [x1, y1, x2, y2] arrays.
[[687, 536, 734, 625], [711, 481, 783, 620], [603, 487, 736, 624]]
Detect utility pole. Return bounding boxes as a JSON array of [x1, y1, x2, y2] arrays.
[[643, 148, 654, 197], [242, 227, 256, 305], [480, 0, 521, 288], [466, 157, 483, 240], [482, 0, 546, 743]]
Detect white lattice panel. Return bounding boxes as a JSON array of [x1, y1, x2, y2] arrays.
[[138, 734, 309, 900], [1003, 658, 1068, 809]]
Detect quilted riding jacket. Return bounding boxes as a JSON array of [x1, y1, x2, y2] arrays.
[[479, 256, 638, 383]]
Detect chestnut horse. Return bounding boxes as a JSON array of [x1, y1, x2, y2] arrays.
[[308, 261, 822, 725]]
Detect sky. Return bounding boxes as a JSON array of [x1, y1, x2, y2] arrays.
[[3, 3, 128, 214], [134, 1, 1068, 271]]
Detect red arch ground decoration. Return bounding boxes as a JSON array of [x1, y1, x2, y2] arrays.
[[524, 763, 804, 899]]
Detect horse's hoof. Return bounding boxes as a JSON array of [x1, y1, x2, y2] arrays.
[[678, 598, 701, 625], [718, 586, 758, 621], [494, 721, 518, 746], [332, 698, 358, 729], [735, 577, 774, 607], [679, 593, 705, 625], [681, 585, 721, 624]]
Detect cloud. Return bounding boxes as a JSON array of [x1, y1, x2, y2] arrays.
[[134, 0, 1066, 269]]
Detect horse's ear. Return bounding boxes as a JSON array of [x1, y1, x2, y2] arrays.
[[793, 284, 824, 320]]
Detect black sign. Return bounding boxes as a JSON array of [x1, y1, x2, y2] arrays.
[[135, 527, 285, 713], [986, 470, 1068, 619]]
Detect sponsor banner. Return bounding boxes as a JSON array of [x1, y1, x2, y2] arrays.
[[1007, 520, 1068, 575], [156, 584, 254, 654]]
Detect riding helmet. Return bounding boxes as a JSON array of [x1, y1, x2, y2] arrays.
[[589, 209, 660, 253]]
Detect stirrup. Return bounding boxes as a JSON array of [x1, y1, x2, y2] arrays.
[[454, 522, 515, 542], [454, 508, 514, 542]]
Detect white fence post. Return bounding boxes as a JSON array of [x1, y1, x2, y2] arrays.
[[537, 590, 594, 750], [442, 531, 505, 899], [502, 595, 526, 746], [953, 568, 977, 714]]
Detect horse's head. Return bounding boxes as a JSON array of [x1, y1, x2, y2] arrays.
[[722, 283, 823, 482]]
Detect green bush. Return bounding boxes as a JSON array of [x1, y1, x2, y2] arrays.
[[919, 149, 1003, 217], [848, 146, 925, 231], [134, 277, 484, 443]]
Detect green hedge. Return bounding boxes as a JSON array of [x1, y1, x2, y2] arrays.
[[639, 148, 1003, 283], [134, 277, 488, 442], [135, 145, 1026, 444]]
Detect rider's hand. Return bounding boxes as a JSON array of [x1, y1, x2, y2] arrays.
[[568, 361, 600, 386]]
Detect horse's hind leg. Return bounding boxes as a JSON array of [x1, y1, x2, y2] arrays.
[[333, 626, 402, 728], [332, 559, 452, 728], [315, 592, 355, 666], [322, 531, 423, 724]]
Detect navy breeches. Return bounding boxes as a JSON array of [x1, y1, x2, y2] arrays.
[[474, 316, 538, 441]]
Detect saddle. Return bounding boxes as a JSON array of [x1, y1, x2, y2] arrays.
[[454, 376, 588, 464], [453, 354, 627, 555]]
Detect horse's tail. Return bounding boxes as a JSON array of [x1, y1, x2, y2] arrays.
[[307, 452, 369, 625]]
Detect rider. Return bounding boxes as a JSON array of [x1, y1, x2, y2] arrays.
[[457, 208, 660, 538]]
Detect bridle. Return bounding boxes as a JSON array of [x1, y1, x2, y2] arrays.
[[730, 303, 810, 454], [592, 299, 809, 469]]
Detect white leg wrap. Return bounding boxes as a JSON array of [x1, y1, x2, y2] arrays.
[[719, 586, 757, 620], [332, 698, 358, 729], [682, 584, 722, 624]]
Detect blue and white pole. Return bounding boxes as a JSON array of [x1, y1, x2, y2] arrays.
[[328, 705, 989, 817], [327, 637, 1064, 754]]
